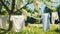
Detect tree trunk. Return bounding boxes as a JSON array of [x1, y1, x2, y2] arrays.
[[58, 10, 60, 22], [57, 5, 60, 23], [8, 0, 15, 31]]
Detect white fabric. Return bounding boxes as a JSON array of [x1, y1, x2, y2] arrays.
[[0, 18, 3, 28], [42, 13, 50, 31], [10, 15, 25, 32], [0, 15, 8, 29], [51, 12, 58, 24]]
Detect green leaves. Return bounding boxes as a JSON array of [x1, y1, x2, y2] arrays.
[[28, 0, 34, 4], [33, 0, 40, 10], [45, 0, 51, 2]]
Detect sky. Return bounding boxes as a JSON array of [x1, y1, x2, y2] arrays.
[[27, 3, 35, 10], [27, 0, 60, 11]]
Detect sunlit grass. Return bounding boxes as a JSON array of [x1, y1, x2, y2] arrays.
[[0, 24, 60, 34]]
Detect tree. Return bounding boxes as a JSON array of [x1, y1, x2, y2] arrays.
[[57, 5, 60, 22], [0, 0, 15, 34], [0, 0, 34, 33]]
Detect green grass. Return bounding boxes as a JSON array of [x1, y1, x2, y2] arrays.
[[19, 25, 59, 34], [0, 24, 60, 34]]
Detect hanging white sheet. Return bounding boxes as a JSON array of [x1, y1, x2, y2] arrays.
[[10, 15, 25, 32]]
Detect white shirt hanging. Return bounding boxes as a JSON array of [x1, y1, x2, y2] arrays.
[[10, 15, 25, 32]]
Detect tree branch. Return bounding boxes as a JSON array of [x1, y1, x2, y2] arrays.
[[15, 3, 29, 12], [0, 0, 10, 12], [10, 0, 15, 14], [15, 1, 33, 12]]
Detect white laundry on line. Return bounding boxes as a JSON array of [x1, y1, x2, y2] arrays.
[[10, 15, 25, 32], [0, 15, 8, 29], [42, 13, 50, 31]]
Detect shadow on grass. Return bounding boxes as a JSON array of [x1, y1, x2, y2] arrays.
[[0, 28, 7, 34], [55, 28, 60, 33]]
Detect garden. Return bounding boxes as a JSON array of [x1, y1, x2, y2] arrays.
[[0, 0, 60, 34]]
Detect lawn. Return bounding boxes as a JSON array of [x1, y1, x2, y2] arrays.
[[6, 24, 60, 34]]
